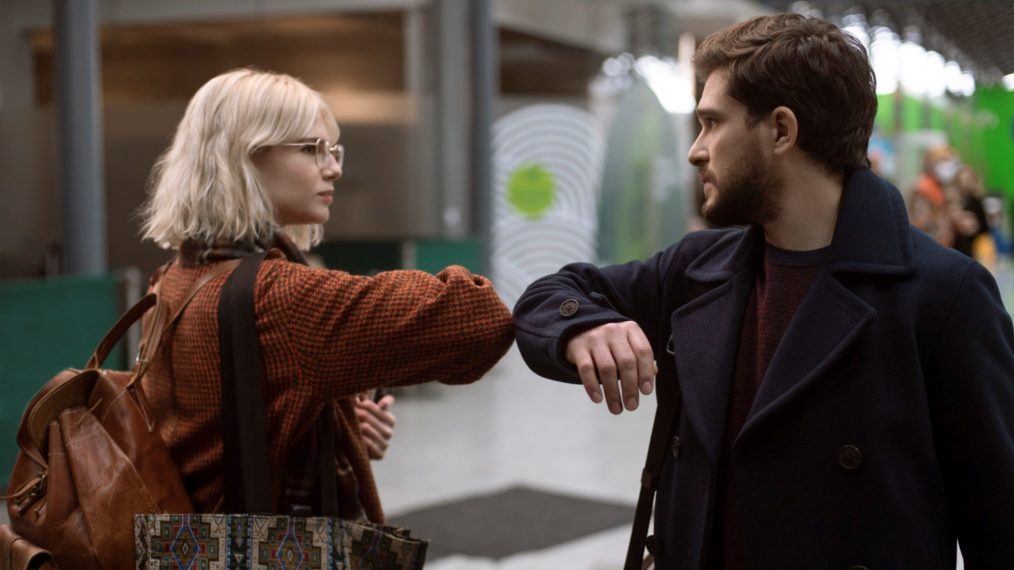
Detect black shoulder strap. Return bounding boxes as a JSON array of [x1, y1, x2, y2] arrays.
[[218, 251, 272, 513], [218, 249, 342, 518], [318, 407, 340, 516], [624, 380, 682, 570]]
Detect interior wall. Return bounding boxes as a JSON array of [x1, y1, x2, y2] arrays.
[[0, 109, 60, 279], [29, 13, 406, 105], [1, 5, 615, 278], [5, 12, 422, 278]]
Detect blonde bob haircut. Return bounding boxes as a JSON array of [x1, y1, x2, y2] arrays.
[[141, 68, 338, 251]]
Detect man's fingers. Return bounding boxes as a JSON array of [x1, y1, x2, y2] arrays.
[[627, 327, 656, 395], [641, 361, 658, 396], [574, 351, 604, 404], [591, 347, 622, 414], [568, 321, 656, 414], [607, 337, 641, 411]]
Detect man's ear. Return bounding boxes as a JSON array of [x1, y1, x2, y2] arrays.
[[770, 106, 798, 156]]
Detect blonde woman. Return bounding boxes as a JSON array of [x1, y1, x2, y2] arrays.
[[139, 68, 514, 521]]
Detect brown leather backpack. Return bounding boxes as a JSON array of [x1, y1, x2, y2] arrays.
[[2, 261, 237, 569]]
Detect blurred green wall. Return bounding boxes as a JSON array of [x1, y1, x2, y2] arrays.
[[974, 88, 1014, 198], [0, 275, 124, 486]]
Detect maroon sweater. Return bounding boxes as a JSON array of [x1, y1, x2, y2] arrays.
[[710, 243, 827, 569]]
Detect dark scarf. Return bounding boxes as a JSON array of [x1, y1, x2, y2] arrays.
[[178, 233, 308, 267]]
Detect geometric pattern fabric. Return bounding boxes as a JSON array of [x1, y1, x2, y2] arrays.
[[135, 513, 427, 569], [135, 514, 340, 570]]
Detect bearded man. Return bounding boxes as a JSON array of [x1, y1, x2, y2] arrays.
[[512, 13, 1014, 570]]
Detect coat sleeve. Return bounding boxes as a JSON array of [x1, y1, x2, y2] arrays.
[[512, 241, 685, 383], [926, 261, 1014, 566], [272, 262, 514, 399]]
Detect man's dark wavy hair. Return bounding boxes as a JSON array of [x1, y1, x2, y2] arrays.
[[694, 13, 877, 176]]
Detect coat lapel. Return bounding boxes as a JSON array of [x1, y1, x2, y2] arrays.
[[668, 170, 917, 456], [670, 225, 763, 467], [741, 271, 875, 433], [741, 169, 914, 433], [671, 271, 755, 467]]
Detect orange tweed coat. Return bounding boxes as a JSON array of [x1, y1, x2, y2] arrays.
[[141, 251, 514, 522]]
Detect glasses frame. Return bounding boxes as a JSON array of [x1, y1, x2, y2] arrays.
[[272, 138, 344, 170]]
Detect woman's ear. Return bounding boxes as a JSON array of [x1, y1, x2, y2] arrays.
[[771, 106, 798, 156]]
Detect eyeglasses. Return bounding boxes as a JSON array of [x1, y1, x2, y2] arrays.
[[272, 138, 344, 170]]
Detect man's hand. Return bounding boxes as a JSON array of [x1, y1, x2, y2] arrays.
[[355, 394, 397, 460], [565, 321, 656, 414]]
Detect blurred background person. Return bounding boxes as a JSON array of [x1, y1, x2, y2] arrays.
[[908, 145, 962, 247], [952, 164, 991, 259]]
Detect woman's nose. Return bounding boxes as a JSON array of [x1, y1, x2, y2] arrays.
[[322, 163, 342, 181]]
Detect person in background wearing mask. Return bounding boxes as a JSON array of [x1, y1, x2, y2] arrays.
[[908, 145, 975, 247]]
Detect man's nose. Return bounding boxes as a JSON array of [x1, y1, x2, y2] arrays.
[[688, 142, 707, 167]]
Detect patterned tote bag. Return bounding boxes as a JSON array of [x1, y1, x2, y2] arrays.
[[134, 514, 427, 569]]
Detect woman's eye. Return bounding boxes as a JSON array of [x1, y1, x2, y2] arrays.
[[300, 144, 317, 154]]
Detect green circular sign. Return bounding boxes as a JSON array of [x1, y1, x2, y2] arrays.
[[507, 164, 556, 219]]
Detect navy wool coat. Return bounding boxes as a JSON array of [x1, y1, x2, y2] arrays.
[[513, 170, 1014, 569]]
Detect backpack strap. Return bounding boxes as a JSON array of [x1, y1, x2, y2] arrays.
[[624, 380, 682, 570], [85, 259, 239, 374], [218, 251, 272, 513], [84, 294, 157, 371], [127, 260, 241, 383]]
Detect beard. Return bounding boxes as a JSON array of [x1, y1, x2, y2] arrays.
[[699, 139, 780, 227]]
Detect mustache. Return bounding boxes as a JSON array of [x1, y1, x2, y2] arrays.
[[699, 169, 715, 184]]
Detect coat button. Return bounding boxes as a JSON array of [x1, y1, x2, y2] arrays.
[[559, 299, 579, 317], [671, 435, 682, 458], [838, 445, 863, 470]]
